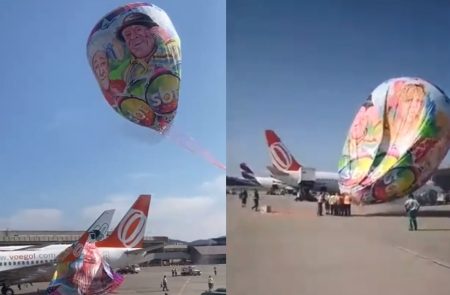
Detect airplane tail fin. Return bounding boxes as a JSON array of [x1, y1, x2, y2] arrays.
[[240, 162, 256, 180], [265, 130, 301, 172], [96, 195, 151, 249], [59, 209, 115, 263]]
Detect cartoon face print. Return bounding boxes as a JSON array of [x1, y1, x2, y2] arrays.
[[395, 83, 426, 128], [122, 25, 156, 59], [92, 51, 110, 90], [350, 107, 369, 142], [350, 102, 381, 145]]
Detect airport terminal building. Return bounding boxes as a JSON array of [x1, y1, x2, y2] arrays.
[[0, 230, 226, 266]]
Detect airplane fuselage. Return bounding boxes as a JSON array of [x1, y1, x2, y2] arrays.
[[254, 176, 283, 189], [270, 169, 340, 193]]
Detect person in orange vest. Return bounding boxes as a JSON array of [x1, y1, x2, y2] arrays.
[[344, 194, 352, 216]]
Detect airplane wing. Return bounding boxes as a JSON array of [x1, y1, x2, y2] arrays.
[[0, 262, 55, 285]]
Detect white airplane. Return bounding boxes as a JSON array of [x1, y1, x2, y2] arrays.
[[0, 209, 115, 295], [94, 194, 158, 269], [239, 162, 286, 189], [0, 194, 156, 295], [264, 129, 340, 194]]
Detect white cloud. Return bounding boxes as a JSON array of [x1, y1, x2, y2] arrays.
[[128, 172, 157, 180], [148, 195, 225, 242], [199, 175, 225, 194], [0, 209, 63, 230], [81, 175, 225, 242], [80, 194, 134, 230]]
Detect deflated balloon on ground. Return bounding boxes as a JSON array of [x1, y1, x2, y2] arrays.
[[339, 77, 450, 204]]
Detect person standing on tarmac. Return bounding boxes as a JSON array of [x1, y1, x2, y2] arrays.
[[404, 194, 421, 231], [208, 275, 214, 292], [328, 193, 336, 215], [240, 190, 248, 207], [344, 193, 352, 216], [161, 275, 169, 292], [252, 189, 260, 211], [324, 193, 330, 215], [338, 194, 345, 216], [317, 188, 326, 216]]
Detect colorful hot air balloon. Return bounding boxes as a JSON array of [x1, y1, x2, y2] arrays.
[[339, 77, 450, 204], [87, 2, 181, 133], [47, 243, 124, 295], [87, 3, 225, 171]]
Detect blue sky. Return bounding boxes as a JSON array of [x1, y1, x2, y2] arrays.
[[227, 0, 450, 176], [0, 0, 225, 241]]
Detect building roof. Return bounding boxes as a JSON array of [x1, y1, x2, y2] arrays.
[[192, 245, 226, 256], [165, 244, 188, 250]]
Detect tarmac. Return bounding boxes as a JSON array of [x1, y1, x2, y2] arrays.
[[14, 264, 225, 295], [228, 193, 450, 295]]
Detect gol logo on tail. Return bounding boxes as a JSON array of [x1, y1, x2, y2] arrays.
[[117, 209, 146, 248]]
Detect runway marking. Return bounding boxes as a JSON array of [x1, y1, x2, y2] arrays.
[[177, 277, 192, 295], [396, 246, 450, 270]]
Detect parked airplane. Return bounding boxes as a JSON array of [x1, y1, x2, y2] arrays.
[[95, 194, 157, 269], [226, 175, 259, 190], [0, 209, 115, 295], [264, 129, 340, 194], [0, 194, 156, 295], [0, 247, 32, 252], [240, 163, 285, 189]]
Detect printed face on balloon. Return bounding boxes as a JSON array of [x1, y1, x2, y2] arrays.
[[397, 83, 425, 126], [93, 51, 110, 90], [121, 24, 156, 60], [350, 107, 369, 142]]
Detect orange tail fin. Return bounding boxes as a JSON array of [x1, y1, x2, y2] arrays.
[[265, 130, 301, 172], [96, 195, 151, 249]]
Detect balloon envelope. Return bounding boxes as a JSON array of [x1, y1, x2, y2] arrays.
[[339, 77, 450, 204], [47, 243, 123, 295], [87, 2, 181, 133]]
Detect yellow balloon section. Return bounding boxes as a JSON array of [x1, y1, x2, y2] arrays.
[[339, 77, 450, 204], [87, 3, 181, 133]]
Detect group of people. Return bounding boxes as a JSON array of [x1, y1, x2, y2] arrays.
[[316, 190, 352, 217], [317, 190, 422, 231], [162, 266, 218, 293], [239, 190, 260, 211]]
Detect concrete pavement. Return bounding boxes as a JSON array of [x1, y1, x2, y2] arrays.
[[15, 264, 226, 295], [228, 193, 450, 295]]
